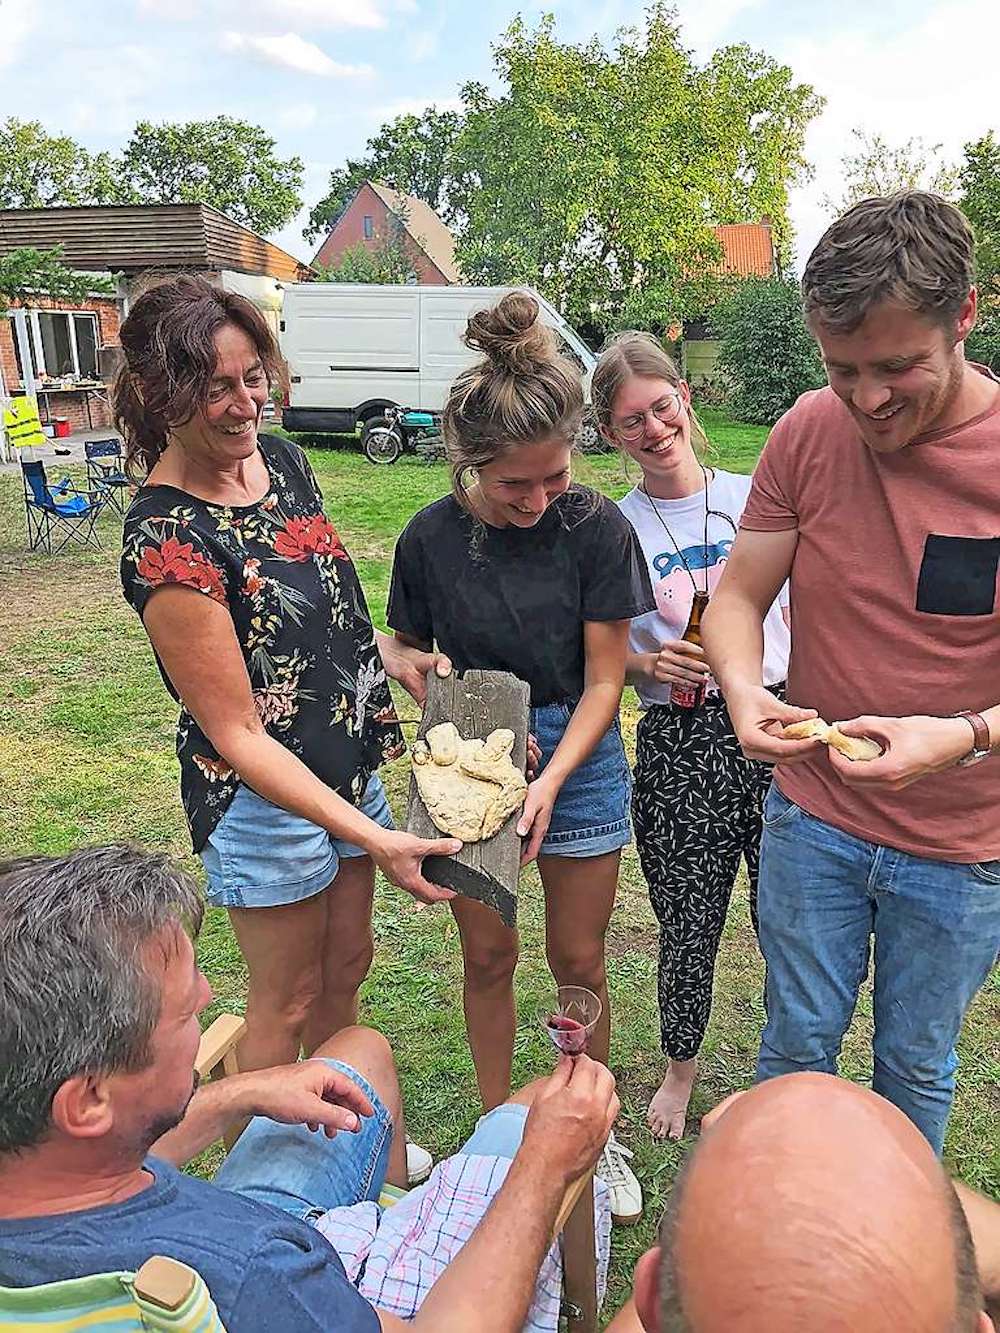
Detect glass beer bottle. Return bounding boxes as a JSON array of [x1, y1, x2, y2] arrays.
[[669, 589, 710, 710]]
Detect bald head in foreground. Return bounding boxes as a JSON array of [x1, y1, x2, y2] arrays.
[[624, 1074, 996, 1333]]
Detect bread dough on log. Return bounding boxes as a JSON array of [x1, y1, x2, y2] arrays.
[[781, 718, 882, 761], [412, 722, 528, 842]]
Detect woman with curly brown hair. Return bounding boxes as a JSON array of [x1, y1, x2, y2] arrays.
[[115, 275, 456, 1180]]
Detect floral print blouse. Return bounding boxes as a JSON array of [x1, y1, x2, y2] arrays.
[[121, 434, 403, 852]]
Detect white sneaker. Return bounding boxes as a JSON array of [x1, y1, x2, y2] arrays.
[[406, 1137, 433, 1186], [596, 1130, 643, 1225]]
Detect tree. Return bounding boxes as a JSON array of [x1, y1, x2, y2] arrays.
[[960, 130, 1000, 371], [316, 233, 416, 285], [711, 277, 825, 424], [448, 7, 821, 332], [823, 129, 959, 217], [0, 118, 118, 208], [305, 108, 461, 244], [117, 116, 304, 234], [0, 247, 114, 313]]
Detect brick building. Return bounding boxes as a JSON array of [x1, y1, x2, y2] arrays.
[[0, 203, 312, 434], [313, 181, 461, 286]]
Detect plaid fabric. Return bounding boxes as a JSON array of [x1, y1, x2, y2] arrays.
[[315, 1153, 611, 1330]]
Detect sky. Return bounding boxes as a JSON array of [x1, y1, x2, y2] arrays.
[[2, 0, 998, 281]]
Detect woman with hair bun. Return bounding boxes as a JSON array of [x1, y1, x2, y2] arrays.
[[116, 274, 456, 1182], [387, 292, 654, 1224]]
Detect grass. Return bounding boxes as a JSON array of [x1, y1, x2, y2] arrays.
[[1, 412, 996, 1325]]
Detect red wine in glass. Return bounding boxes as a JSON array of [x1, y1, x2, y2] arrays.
[[538, 985, 601, 1057]]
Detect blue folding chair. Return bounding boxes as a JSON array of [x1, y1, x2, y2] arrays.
[[20, 458, 105, 554], [85, 438, 132, 518]]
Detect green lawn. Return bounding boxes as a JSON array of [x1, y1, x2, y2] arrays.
[[1, 414, 996, 1324]]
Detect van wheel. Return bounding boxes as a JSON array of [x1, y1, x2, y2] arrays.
[[362, 417, 403, 464]]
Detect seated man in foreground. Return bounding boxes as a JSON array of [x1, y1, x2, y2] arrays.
[[0, 846, 618, 1332], [608, 1073, 999, 1332]]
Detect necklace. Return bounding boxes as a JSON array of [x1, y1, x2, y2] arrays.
[[639, 463, 713, 597]]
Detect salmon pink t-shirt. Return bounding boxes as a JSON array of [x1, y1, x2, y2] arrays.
[[741, 374, 1000, 862]]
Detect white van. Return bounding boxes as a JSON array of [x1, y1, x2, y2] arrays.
[[279, 284, 596, 437]]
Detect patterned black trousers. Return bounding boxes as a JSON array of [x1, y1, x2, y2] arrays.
[[632, 697, 776, 1062]]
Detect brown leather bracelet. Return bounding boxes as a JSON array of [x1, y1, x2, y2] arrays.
[[954, 710, 993, 766]]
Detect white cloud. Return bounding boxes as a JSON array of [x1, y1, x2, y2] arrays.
[[776, 1, 1000, 269], [0, 0, 38, 67], [674, 0, 765, 56], [139, 0, 389, 28], [221, 31, 373, 78]]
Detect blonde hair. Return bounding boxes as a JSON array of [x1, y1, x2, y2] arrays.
[[444, 292, 584, 508], [591, 330, 711, 458]]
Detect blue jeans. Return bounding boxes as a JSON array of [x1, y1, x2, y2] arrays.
[[756, 784, 1000, 1154]]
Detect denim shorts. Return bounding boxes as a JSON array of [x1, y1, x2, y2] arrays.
[[531, 702, 631, 858], [200, 775, 395, 909], [213, 1059, 393, 1219]]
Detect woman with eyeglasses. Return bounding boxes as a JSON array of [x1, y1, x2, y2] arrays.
[[593, 333, 791, 1141]]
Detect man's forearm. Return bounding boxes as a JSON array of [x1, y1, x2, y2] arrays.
[[604, 1297, 645, 1331], [150, 1073, 262, 1166], [954, 1181, 1000, 1314], [405, 1154, 573, 1333], [701, 590, 766, 695]]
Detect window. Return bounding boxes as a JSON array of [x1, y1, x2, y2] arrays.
[[363, 215, 374, 240], [13, 310, 101, 382]]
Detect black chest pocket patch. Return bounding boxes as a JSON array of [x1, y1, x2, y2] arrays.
[[916, 535, 1000, 616]]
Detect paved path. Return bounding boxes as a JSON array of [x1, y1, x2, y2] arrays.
[[0, 427, 123, 476]]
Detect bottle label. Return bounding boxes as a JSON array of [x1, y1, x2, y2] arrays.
[[670, 679, 706, 710]]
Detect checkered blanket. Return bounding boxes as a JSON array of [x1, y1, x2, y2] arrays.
[[315, 1153, 612, 1329]]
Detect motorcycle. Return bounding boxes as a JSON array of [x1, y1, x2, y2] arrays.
[[361, 406, 446, 465]]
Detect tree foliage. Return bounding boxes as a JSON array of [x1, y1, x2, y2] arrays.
[[309, 7, 822, 332], [0, 246, 115, 312], [712, 277, 825, 424], [960, 130, 1000, 371], [305, 108, 461, 244], [316, 233, 416, 285], [823, 129, 959, 218], [116, 117, 304, 234], [0, 118, 117, 208]]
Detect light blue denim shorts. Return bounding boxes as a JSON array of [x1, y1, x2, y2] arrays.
[[200, 775, 395, 909], [213, 1059, 393, 1218], [531, 702, 631, 858]]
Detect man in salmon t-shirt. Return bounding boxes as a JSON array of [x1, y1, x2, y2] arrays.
[[702, 191, 1000, 1155]]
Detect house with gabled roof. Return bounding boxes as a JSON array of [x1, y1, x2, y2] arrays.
[[312, 181, 461, 286]]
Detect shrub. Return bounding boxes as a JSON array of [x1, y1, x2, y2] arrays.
[[711, 277, 825, 424]]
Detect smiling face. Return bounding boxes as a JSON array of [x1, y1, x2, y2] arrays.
[[605, 373, 698, 484], [811, 296, 976, 453], [474, 434, 573, 527], [169, 323, 269, 469]]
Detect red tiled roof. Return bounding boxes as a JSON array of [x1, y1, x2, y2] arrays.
[[369, 182, 462, 283], [714, 223, 775, 278]]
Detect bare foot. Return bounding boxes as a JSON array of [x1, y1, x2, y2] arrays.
[[647, 1058, 698, 1139]]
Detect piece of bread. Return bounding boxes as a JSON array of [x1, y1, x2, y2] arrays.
[[827, 724, 883, 761], [779, 717, 882, 762]]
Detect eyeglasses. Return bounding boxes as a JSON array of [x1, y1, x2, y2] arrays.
[[613, 394, 684, 443]]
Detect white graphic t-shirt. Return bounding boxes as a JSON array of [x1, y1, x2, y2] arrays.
[[618, 469, 790, 709]]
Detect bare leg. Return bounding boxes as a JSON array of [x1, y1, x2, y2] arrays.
[[310, 1025, 408, 1189], [227, 893, 330, 1071], [303, 856, 375, 1054], [539, 850, 620, 1068], [647, 1057, 698, 1140], [450, 893, 519, 1111]]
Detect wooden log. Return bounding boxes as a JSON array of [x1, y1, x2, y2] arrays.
[[406, 669, 529, 927]]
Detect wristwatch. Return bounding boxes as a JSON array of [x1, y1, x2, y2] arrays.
[[953, 710, 995, 767]]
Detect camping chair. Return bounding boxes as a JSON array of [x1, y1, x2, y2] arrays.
[[20, 458, 105, 555], [197, 1015, 601, 1331], [0, 1256, 226, 1331], [85, 438, 132, 518]]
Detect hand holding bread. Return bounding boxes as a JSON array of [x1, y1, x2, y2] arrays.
[[780, 718, 883, 762]]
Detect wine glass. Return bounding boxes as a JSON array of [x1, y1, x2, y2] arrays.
[[537, 985, 602, 1057]]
